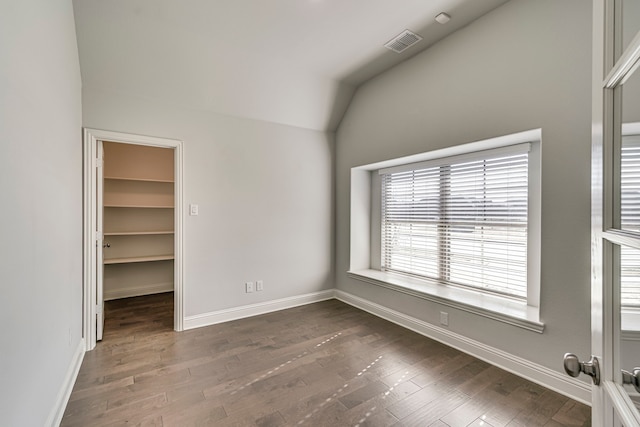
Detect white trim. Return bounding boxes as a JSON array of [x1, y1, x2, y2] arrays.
[[82, 129, 98, 350], [96, 141, 104, 341], [104, 282, 174, 301], [173, 138, 185, 333], [604, 381, 640, 427], [82, 128, 185, 351], [184, 290, 335, 330], [45, 339, 85, 427], [334, 290, 591, 405], [604, 25, 640, 88], [353, 128, 541, 172]]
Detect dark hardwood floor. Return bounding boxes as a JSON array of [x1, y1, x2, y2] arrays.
[[61, 293, 591, 426]]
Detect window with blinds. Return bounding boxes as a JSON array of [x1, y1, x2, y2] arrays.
[[380, 144, 530, 299], [620, 135, 640, 307]]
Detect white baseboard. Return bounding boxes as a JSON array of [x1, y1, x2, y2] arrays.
[[334, 290, 592, 406], [46, 339, 85, 427], [184, 290, 335, 330], [104, 282, 173, 301]]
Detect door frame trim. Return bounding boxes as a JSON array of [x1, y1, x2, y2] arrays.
[[82, 128, 184, 351]]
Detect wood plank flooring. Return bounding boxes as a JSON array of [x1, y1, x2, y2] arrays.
[[62, 293, 591, 426]]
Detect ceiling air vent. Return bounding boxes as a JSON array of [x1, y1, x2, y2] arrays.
[[384, 29, 423, 53]]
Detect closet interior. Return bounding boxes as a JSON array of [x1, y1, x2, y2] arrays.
[[102, 141, 175, 301]]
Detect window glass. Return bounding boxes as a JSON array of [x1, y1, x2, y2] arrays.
[[381, 147, 529, 299], [617, 0, 640, 61], [621, 135, 640, 233]]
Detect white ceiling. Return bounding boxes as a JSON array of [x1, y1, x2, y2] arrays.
[[73, 0, 509, 131]]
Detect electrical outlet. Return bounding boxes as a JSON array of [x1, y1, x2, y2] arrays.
[[245, 282, 254, 293], [256, 280, 263, 291], [440, 311, 449, 326]]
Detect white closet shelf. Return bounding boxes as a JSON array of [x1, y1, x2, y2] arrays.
[[104, 231, 174, 236], [104, 176, 174, 183], [104, 255, 174, 265]]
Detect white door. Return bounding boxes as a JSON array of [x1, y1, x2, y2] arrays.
[[96, 140, 105, 341], [583, 0, 640, 425]]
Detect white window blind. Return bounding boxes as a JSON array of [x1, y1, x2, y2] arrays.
[[381, 145, 529, 299], [620, 135, 640, 307], [620, 247, 640, 307]]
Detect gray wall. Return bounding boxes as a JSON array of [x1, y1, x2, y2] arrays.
[[335, 0, 592, 373], [82, 87, 335, 317], [0, 0, 83, 424]]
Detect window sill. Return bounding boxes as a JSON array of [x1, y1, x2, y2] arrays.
[[347, 269, 544, 333]]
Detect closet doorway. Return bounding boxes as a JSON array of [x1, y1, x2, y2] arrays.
[[83, 129, 184, 351]]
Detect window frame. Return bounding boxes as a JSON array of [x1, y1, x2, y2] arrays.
[[379, 143, 531, 300], [348, 129, 543, 332]]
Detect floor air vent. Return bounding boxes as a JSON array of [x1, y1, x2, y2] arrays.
[[384, 29, 423, 53]]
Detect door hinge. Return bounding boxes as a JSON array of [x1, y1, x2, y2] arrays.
[[93, 157, 104, 168], [96, 304, 102, 315]]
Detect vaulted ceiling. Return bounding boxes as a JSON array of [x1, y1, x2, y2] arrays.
[[73, 0, 509, 131]]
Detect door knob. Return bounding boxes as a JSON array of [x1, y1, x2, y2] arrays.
[[622, 368, 640, 393], [563, 353, 600, 385], [103, 242, 110, 248]]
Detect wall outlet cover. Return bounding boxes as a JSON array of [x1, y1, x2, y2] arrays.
[[440, 311, 449, 326]]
